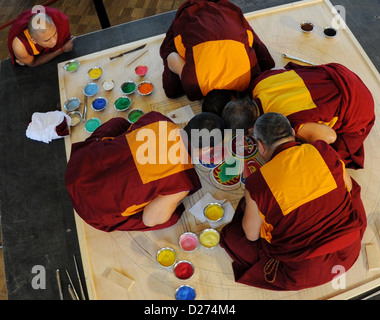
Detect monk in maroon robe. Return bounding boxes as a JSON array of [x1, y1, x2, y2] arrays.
[[65, 112, 204, 232], [220, 113, 366, 290], [223, 62, 375, 169], [160, 0, 274, 101], [8, 6, 73, 66]]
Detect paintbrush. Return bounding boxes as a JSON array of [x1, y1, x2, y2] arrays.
[[109, 44, 146, 60], [282, 53, 316, 66], [126, 49, 148, 67], [73, 254, 86, 300]]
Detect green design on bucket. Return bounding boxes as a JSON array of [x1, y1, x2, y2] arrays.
[[115, 97, 131, 111]]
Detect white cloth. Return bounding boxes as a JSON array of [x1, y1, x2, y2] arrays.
[[26, 111, 71, 143]]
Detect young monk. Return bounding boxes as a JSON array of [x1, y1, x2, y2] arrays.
[[160, 0, 274, 107], [222, 62, 375, 169], [65, 111, 225, 232], [8, 7, 74, 66], [220, 112, 367, 290]]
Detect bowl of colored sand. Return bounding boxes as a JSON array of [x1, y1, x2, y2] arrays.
[[204, 202, 224, 223], [102, 79, 115, 91], [179, 232, 198, 252], [87, 66, 103, 80], [135, 65, 148, 77], [91, 97, 108, 111], [67, 111, 82, 127], [324, 26, 338, 38], [156, 247, 176, 268], [120, 81, 137, 95], [114, 97, 131, 111], [137, 81, 154, 96], [300, 21, 314, 33], [63, 59, 80, 72], [175, 285, 196, 300], [127, 108, 144, 123], [199, 228, 220, 249], [83, 82, 99, 97], [173, 260, 194, 280], [84, 117, 101, 133], [64, 97, 81, 112]]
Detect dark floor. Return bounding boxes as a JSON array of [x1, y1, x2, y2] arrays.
[[0, 0, 379, 300]]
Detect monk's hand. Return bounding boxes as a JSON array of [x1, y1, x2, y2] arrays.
[[62, 36, 76, 52]]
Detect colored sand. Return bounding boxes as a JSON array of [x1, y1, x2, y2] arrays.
[[175, 285, 196, 300], [200, 229, 220, 248], [85, 118, 101, 133], [157, 248, 176, 267], [65, 99, 80, 111], [179, 233, 198, 251], [204, 204, 224, 221], [92, 98, 107, 110], [128, 109, 144, 123], [121, 82, 136, 94], [102, 80, 114, 90], [115, 97, 131, 111], [88, 67, 102, 79], [174, 261, 194, 280], [66, 61, 79, 72], [84, 83, 99, 96], [135, 65, 148, 76], [68, 112, 81, 126], [138, 82, 153, 95]]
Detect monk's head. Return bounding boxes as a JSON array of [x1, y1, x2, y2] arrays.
[[253, 112, 295, 162], [183, 112, 225, 161], [221, 97, 259, 136], [28, 13, 58, 48], [202, 89, 237, 117]]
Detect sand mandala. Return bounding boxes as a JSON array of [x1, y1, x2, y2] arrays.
[[197, 134, 263, 190]]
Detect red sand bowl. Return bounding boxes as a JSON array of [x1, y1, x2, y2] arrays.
[[174, 261, 194, 280]]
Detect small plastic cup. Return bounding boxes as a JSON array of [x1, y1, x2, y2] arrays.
[[300, 21, 314, 33], [87, 66, 102, 80], [324, 26, 338, 38], [91, 97, 107, 111], [84, 118, 101, 133], [203, 202, 224, 223], [120, 81, 137, 95], [179, 232, 198, 252], [135, 65, 148, 77], [156, 247, 176, 268], [64, 97, 80, 112], [173, 260, 194, 280], [199, 228, 220, 249], [114, 97, 131, 111]]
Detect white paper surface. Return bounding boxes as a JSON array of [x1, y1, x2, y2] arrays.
[[167, 105, 195, 124]]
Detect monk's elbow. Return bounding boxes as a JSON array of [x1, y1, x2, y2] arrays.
[[245, 233, 260, 242], [142, 213, 162, 227], [243, 225, 260, 241], [325, 131, 337, 145]]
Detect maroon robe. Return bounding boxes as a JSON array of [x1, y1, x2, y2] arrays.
[[7, 6, 71, 65], [65, 112, 201, 232], [251, 62, 375, 169], [220, 141, 367, 290], [160, 0, 274, 100]]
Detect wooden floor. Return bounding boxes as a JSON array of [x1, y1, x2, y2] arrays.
[[0, 0, 186, 300]]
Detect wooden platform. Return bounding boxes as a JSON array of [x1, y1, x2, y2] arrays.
[[58, 0, 380, 300]]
